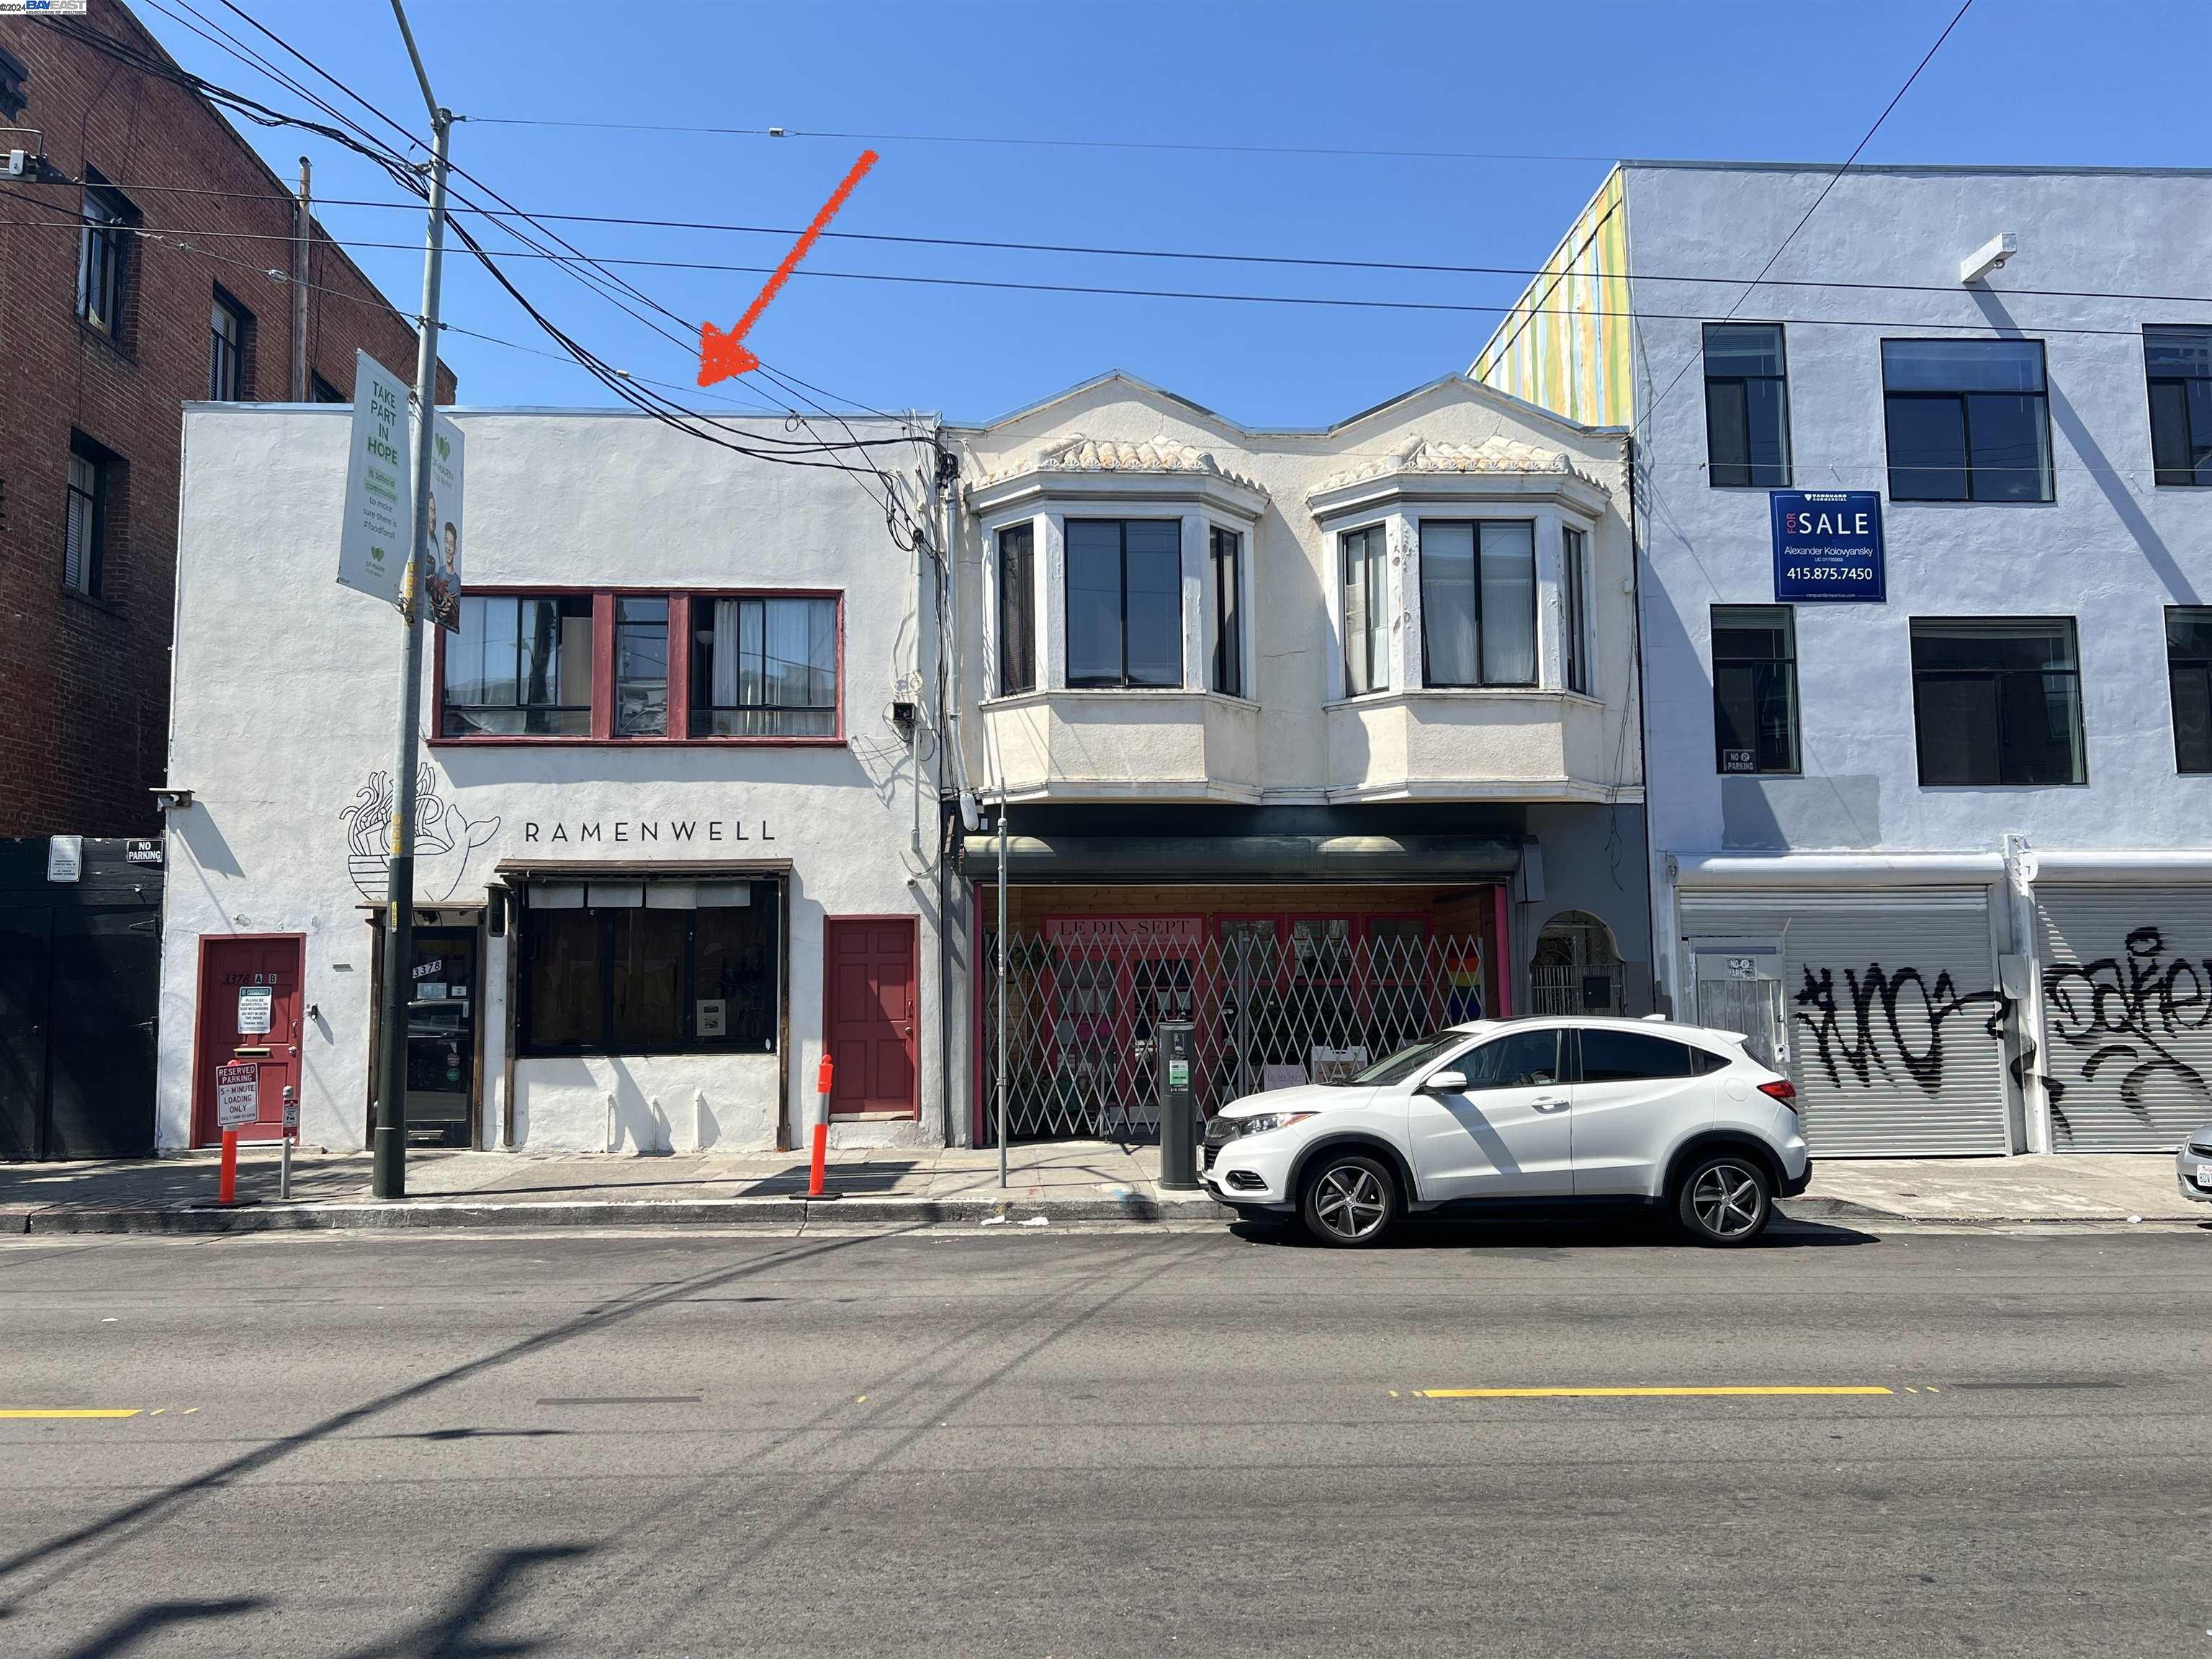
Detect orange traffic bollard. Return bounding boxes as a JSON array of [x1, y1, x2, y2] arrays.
[[804, 1054, 838, 1201], [216, 1128, 239, 1206]]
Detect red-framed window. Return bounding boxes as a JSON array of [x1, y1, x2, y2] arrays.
[[434, 588, 845, 746]]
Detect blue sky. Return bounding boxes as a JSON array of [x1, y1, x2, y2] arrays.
[[146, 0, 2210, 427]]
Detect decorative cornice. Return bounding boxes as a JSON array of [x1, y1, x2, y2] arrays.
[[975, 433, 1267, 495], [1311, 433, 1604, 496]]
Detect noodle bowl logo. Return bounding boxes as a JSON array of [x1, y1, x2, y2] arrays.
[[340, 763, 500, 904]]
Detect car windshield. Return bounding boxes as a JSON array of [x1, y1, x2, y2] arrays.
[[1343, 1031, 1468, 1086]]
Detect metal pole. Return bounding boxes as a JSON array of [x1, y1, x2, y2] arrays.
[[290, 156, 311, 400], [372, 2, 452, 1202], [996, 804, 1008, 1188]]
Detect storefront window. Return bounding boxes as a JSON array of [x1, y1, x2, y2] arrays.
[[521, 879, 780, 1054]]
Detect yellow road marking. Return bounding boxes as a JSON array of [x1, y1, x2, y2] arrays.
[[1414, 1386, 1894, 1399], [0, 1409, 142, 1419]]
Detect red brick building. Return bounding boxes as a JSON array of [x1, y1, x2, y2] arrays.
[[0, 0, 453, 835]]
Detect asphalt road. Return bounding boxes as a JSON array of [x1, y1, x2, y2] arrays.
[[1, 1214, 2208, 1658]]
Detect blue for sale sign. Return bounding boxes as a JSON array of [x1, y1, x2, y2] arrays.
[[1771, 490, 1884, 603]]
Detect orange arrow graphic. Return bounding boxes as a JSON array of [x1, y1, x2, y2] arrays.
[[698, 149, 879, 386]]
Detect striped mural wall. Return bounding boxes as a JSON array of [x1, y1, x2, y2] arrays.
[[1470, 168, 1634, 428]]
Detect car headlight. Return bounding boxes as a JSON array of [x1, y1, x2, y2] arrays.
[[1230, 1111, 1317, 1140]]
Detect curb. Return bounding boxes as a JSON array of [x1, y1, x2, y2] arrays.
[[17, 1190, 1231, 1234]]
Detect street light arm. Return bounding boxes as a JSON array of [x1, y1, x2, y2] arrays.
[[389, 0, 440, 122]]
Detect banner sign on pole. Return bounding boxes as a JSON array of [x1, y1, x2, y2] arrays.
[[1771, 489, 1885, 603], [215, 1063, 260, 1132], [336, 349, 414, 606], [423, 415, 464, 633]]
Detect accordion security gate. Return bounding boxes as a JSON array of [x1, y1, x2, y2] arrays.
[[981, 929, 1493, 1143]]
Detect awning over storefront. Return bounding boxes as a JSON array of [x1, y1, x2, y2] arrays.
[[961, 832, 1518, 884]]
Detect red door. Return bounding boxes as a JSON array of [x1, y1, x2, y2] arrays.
[[193, 935, 304, 1144], [824, 918, 917, 1118]]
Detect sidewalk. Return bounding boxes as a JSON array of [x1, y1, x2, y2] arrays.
[[0, 1142, 2200, 1233]]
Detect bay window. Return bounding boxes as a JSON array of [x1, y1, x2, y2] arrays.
[[1419, 520, 1537, 688], [521, 878, 779, 1055], [1066, 518, 1182, 688]]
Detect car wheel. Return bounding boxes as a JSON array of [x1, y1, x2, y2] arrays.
[[1676, 1151, 1773, 1246], [1300, 1153, 1397, 1248]]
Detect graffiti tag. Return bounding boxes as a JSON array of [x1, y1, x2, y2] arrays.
[[2040, 926, 2212, 1120], [1792, 963, 2007, 1093]]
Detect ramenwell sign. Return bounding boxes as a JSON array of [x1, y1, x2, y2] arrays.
[[521, 819, 777, 846]]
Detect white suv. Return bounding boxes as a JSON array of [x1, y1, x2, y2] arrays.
[[1198, 1016, 1811, 1247]]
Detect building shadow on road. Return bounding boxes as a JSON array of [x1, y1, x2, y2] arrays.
[[1227, 1213, 1879, 1251]]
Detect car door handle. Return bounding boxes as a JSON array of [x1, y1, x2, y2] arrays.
[[1531, 1097, 1569, 1113]]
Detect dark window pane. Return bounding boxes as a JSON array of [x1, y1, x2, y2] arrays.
[[2146, 328, 2212, 379], [1911, 620, 2082, 786], [1712, 606, 1797, 774], [1705, 377, 1750, 487], [1457, 1029, 1560, 1089], [1964, 392, 2049, 502], [1210, 526, 1241, 697], [525, 909, 602, 1048], [609, 909, 685, 1050], [1578, 1030, 1694, 1083], [1066, 520, 1123, 685], [2190, 380, 2212, 485], [2173, 664, 2212, 775], [998, 523, 1035, 694], [1741, 377, 1790, 485], [2167, 606, 2212, 662], [1882, 338, 2044, 392], [1123, 521, 1183, 687], [1704, 323, 1784, 379], [2150, 379, 2195, 485], [1886, 396, 1970, 500], [695, 895, 776, 1049]]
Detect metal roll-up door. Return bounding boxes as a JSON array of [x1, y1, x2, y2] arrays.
[[1679, 886, 2009, 1156], [2035, 882, 2212, 1151]]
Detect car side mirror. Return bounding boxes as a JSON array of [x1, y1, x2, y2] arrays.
[[1423, 1069, 1467, 1094]]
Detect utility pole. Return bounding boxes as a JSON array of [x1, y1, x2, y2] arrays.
[[289, 155, 310, 401], [997, 803, 1008, 1187], [372, 0, 453, 1200]]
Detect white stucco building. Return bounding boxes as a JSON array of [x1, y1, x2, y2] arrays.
[[940, 374, 1647, 1143], [1477, 161, 2212, 1155], [159, 405, 950, 1156]]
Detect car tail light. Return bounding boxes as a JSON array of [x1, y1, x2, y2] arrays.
[[1757, 1079, 1797, 1105]]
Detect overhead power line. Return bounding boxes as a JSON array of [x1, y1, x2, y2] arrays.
[[1637, 0, 1979, 433], [59, 181, 2212, 310], [0, 202, 2178, 340], [459, 117, 1620, 166]]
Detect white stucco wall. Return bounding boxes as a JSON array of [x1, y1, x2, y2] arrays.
[[160, 407, 945, 1154], [1629, 163, 2212, 877]]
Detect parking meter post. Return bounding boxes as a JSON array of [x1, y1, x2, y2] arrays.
[[1156, 1019, 1199, 1191], [279, 1084, 297, 1202]]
